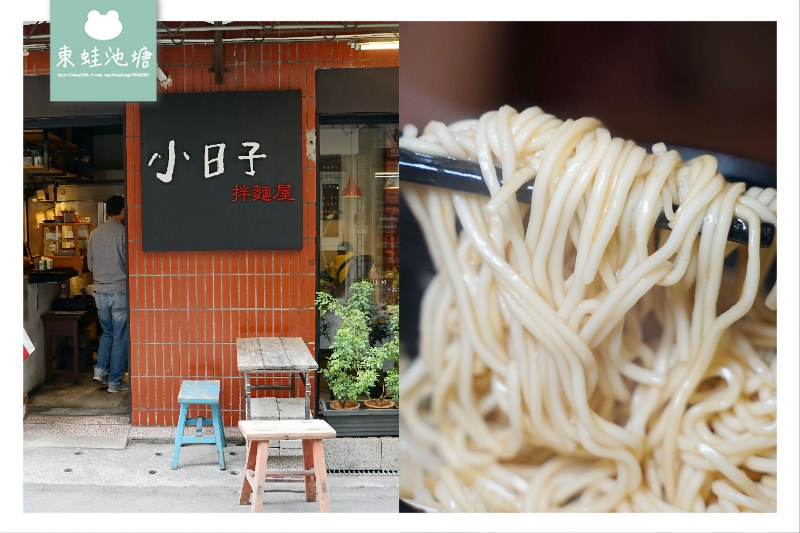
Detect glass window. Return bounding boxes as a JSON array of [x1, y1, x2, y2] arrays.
[[317, 121, 399, 346]]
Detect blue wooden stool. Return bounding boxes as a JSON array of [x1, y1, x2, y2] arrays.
[[172, 380, 227, 470]]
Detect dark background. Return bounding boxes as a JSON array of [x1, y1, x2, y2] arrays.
[[400, 22, 776, 165], [140, 90, 303, 251], [398, 21, 777, 362]]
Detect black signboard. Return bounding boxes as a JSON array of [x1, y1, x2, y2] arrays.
[[140, 91, 302, 250]]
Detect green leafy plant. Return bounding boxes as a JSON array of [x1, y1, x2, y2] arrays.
[[316, 277, 400, 407], [371, 308, 398, 402], [315, 280, 383, 408]]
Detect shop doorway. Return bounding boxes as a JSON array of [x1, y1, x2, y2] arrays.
[[24, 117, 130, 418]]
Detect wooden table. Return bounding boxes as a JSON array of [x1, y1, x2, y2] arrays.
[[41, 309, 96, 385], [236, 337, 318, 420]]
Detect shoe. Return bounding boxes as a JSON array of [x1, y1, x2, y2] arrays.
[[93, 368, 108, 385], [107, 381, 130, 394]]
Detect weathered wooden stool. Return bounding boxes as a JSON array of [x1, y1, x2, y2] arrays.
[[172, 380, 226, 470], [238, 419, 336, 513]]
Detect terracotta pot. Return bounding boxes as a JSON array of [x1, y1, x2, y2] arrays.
[[363, 398, 395, 409], [329, 399, 360, 410]]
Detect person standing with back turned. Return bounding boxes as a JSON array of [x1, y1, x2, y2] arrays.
[[88, 194, 129, 393]]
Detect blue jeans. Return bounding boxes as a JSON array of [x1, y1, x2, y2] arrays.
[[94, 292, 129, 384]]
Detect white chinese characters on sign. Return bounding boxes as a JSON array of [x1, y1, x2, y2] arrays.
[[57, 45, 76, 68], [239, 142, 268, 176], [56, 44, 153, 70], [205, 144, 225, 178], [147, 139, 188, 183], [147, 140, 295, 203]]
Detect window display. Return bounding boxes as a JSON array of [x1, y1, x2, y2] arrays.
[[318, 122, 399, 307]]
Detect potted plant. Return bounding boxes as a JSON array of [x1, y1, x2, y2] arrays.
[[315, 279, 381, 409], [364, 307, 398, 409], [315, 279, 399, 436]]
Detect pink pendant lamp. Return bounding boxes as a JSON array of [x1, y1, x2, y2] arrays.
[[341, 176, 363, 198]]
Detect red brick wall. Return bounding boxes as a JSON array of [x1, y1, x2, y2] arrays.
[[24, 40, 399, 426]]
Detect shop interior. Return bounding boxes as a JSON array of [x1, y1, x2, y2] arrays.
[[317, 121, 399, 301], [23, 120, 129, 416]]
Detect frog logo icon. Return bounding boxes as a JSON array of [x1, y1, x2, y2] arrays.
[[84, 10, 123, 41]]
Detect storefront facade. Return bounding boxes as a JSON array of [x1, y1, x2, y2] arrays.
[[23, 23, 399, 427]]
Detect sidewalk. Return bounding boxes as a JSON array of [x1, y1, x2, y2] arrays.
[[22, 414, 398, 514]]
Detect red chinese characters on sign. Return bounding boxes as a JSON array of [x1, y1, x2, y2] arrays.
[[273, 184, 295, 201], [252, 185, 272, 201], [231, 185, 250, 202], [231, 184, 296, 203]]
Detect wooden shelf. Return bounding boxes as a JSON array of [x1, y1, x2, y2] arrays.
[[24, 165, 77, 178], [39, 222, 91, 276], [24, 128, 90, 180], [24, 129, 87, 153]]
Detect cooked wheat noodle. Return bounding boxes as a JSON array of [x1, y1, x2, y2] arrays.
[[399, 105, 777, 512]]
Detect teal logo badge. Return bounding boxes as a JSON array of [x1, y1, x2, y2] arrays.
[[50, 0, 156, 101]]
